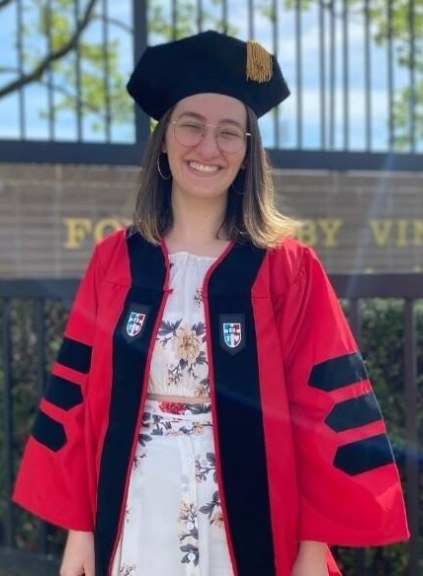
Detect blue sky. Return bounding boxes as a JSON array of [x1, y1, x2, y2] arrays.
[[0, 0, 418, 151]]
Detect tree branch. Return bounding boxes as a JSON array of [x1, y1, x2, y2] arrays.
[[91, 13, 133, 34], [0, 0, 15, 10], [0, 0, 98, 100], [39, 77, 109, 118]]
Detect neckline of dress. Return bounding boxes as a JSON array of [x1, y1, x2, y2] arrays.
[[169, 251, 218, 261]]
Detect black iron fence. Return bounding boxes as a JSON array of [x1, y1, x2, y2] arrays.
[[0, 0, 422, 170], [0, 274, 422, 575]]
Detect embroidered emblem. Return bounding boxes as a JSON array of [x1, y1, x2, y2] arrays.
[[126, 311, 146, 337], [219, 314, 246, 355], [122, 304, 150, 342], [223, 322, 242, 349]]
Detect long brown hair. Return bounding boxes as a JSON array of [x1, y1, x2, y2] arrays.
[[133, 106, 299, 248]]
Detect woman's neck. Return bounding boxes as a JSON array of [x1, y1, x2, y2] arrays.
[[165, 227, 230, 258], [166, 195, 230, 257]]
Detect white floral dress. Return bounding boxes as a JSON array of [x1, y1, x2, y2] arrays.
[[111, 252, 233, 576]]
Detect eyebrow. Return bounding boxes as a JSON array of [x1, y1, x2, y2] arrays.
[[176, 111, 245, 129]]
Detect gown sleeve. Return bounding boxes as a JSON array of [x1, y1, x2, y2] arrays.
[[13, 245, 105, 531], [277, 244, 409, 547]]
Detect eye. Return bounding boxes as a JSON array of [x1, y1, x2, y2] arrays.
[[179, 121, 203, 133], [218, 127, 243, 140]]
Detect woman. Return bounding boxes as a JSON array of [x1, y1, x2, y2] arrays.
[[13, 31, 408, 576]]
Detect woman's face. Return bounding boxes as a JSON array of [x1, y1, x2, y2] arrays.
[[164, 93, 248, 204]]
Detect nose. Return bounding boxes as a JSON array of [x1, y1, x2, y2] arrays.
[[196, 126, 220, 156]]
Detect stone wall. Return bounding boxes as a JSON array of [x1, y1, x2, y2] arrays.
[[1, 163, 422, 278]]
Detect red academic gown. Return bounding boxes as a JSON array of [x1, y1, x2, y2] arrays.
[[13, 228, 409, 576]]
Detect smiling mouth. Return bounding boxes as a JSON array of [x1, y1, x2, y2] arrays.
[[188, 161, 220, 174]]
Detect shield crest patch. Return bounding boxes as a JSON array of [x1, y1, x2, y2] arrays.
[[223, 322, 242, 348], [122, 304, 150, 342], [219, 314, 246, 355], [126, 311, 146, 337]]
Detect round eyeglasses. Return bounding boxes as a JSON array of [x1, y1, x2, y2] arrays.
[[170, 119, 251, 153]]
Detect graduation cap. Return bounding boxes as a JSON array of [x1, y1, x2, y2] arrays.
[[127, 30, 290, 120]]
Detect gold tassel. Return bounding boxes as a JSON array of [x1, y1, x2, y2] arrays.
[[246, 41, 273, 83]]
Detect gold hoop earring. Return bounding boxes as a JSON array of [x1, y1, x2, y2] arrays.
[[157, 154, 172, 180]]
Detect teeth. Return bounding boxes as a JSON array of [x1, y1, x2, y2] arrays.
[[189, 162, 219, 173]]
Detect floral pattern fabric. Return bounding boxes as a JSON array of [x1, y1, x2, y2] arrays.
[[148, 252, 215, 398], [111, 400, 233, 576], [111, 253, 233, 575]]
